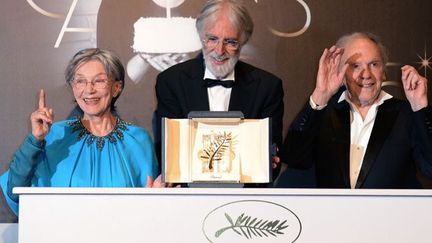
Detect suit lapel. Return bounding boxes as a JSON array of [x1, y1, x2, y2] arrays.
[[183, 56, 210, 111], [355, 100, 399, 188], [331, 101, 351, 188], [229, 62, 256, 113]]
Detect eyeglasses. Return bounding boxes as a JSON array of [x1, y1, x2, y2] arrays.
[[203, 35, 240, 51], [72, 75, 111, 90]]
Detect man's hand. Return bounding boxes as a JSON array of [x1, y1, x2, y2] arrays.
[[401, 65, 428, 111], [311, 46, 348, 106], [272, 155, 280, 169]]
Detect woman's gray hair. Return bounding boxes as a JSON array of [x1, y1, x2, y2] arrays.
[[65, 48, 125, 110], [335, 32, 389, 65], [196, 0, 254, 44]]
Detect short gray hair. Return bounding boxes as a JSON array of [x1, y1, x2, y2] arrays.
[[335, 32, 389, 65], [65, 48, 125, 109], [196, 0, 254, 44]]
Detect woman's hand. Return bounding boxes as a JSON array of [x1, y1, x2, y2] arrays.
[[146, 175, 166, 188], [30, 89, 54, 141]]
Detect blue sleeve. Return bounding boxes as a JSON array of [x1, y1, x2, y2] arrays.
[[3, 133, 44, 207], [139, 129, 160, 184], [128, 126, 160, 186], [0, 171, 19, 215]]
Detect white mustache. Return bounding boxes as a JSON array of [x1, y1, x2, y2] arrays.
[[209, 53, 229, 61]]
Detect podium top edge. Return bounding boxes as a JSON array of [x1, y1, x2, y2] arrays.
[[12, 187, 432, 197]]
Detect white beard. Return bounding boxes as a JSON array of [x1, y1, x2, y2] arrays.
[[203, 51, 239, 79]]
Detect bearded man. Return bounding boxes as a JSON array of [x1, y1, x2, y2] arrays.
[[154, 0, 284, 181]]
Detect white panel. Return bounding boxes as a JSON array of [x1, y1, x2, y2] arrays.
[[13, 188, 432, 243]]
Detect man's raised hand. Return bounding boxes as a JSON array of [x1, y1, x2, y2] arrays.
[[312, 46, 348, 106]]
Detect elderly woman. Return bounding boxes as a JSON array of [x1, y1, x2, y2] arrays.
[[0, 48, 159, 215]]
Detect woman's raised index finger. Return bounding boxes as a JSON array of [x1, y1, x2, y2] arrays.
[[38, 89, 46, 109]]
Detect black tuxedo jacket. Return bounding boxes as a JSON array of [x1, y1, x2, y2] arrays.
[[155, 55, 284, 146], [282, 95, 432, 188]]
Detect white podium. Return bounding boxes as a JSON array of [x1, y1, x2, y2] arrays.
[[13, 188, 432, 243]]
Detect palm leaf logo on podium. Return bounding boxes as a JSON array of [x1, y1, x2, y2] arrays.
[[215, 213, 289, 239]]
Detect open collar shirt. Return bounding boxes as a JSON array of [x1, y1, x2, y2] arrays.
[[338, 90, 393, 188]]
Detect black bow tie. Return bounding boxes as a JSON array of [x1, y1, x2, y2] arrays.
[[204, 78, 235, 88]]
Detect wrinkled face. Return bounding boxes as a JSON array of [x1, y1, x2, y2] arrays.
[[72, 60, 122, 119], [343, 37, 385, 107], [202, 14, 241, 79]]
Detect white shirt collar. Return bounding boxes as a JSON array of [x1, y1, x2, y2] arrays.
[[204, 68, 235, 81], [338, 90, 393, 106]]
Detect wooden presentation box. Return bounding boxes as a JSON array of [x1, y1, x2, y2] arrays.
[[162, 113, 272, 184]]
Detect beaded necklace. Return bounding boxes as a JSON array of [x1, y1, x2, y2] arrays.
[[68, 116, 129, 150]]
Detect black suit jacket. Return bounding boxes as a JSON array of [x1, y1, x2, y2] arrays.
[[282, 95, 432, 188], [154, 55, 284, 176]]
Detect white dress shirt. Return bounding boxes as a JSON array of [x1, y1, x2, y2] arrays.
[[204, 68, 235, 111], [337, 90, 392, 188]]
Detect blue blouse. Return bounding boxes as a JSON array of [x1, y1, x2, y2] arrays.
[[0, 117, 159, 215]]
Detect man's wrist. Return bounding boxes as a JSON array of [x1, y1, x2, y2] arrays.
[[309, 96, 327, 110]]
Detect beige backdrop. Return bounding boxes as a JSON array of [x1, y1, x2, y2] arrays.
[[1, 0, 431, 222]]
